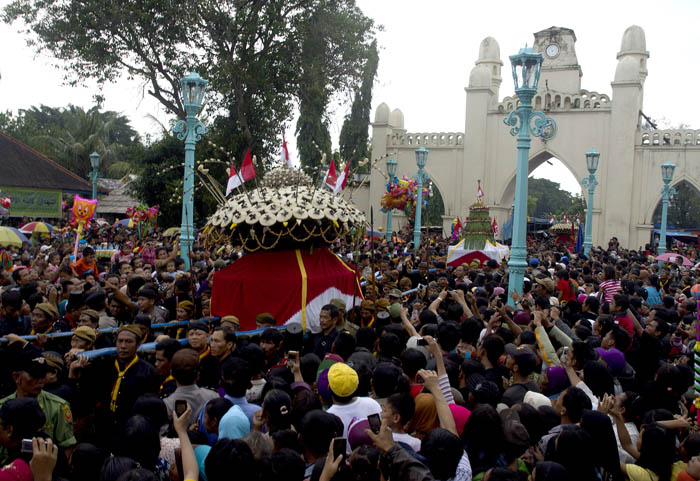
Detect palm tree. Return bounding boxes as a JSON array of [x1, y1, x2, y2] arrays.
[[26, 105, 140, 178]]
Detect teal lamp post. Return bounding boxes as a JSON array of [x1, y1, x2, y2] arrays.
[[413, 147, 429, 252], [174, 72, 208, 271], [385, 157, 398, 242], [88, 152, 101, 200], [658, 161, 677, 256], [581, 149, 600, 256], [503, 47, 556, 306]]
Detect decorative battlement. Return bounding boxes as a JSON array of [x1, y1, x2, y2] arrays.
[[638, 129, 700, 147], [388, 132, 464, 148], [495, 89, 611, 113]]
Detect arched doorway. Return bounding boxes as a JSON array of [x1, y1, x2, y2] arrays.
[[651, 180, 700, 230], [498, 151, 585, 220]]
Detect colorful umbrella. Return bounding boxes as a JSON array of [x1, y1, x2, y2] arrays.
[[163, 227, 181, 237], [114, 218, 135, 228], [0, 227, 30, 247], [655, 253, 693, 267], [19, 222, 54, 235]]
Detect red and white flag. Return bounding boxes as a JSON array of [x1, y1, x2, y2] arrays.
[[549, 216, 554, 224], [226, 149, 257, 195], [279, 133, 292, 168], [492, 218, 498, 236], [324, 158, 338, 189], [333, 159, 351, 195], [576, 215, 581, 225], [563, 214, 569, 223], [477, 183, 485, 198]]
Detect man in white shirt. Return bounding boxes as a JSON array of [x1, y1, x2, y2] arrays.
[[326, 363, 381, 438]]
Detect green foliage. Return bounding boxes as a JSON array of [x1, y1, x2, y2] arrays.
[[129, 132, 233, 227], [527, 177, 585, 219], [339, 40, 378, 174], [652, 181, 700, 229], [422, 182, 445, 226], [0, 105, 140, 178], [4, 0, 377, 169]]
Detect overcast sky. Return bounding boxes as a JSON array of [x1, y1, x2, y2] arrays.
[[1, 0, 699, 195]]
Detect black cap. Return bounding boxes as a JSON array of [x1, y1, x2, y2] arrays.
[[467, 375, 501, 406], [137, 288, 158, 300], [12, 351, 50, 378], [505, 343, 538, 376], [0, 398, 46, 438], [187, 320, 209, 333], [67, 291, 85, 311], [85, 291, 107, 310], [134, 313, 153, 329]]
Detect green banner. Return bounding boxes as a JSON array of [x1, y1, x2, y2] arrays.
[[2, 188, 62, 218]]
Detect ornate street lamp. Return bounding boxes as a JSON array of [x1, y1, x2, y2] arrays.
[[504, 46, 556, 306], [413, 147, 429, 252], [581, 149, 600, 255], [658, 161, 677, 256], [174, 72, 208, 270], [385, 157, 398, 242], [88, 152, 101, 200]]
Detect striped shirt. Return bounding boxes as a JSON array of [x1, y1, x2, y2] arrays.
[[599, 279, 622, 304]]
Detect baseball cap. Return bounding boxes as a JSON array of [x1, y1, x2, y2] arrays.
[[505, 343, 538, 376], [327, 363, 359, 398], [13, 351, 50, 378]]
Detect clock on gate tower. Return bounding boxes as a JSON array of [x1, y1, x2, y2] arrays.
[[533, 27, 582, 94]]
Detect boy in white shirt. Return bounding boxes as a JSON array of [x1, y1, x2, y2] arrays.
[[382, 392, 422, 452]]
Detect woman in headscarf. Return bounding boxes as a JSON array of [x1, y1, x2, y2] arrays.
[[407, 393, 438, 440]]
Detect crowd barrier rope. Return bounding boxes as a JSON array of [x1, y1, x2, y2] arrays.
[[2, 283, 421, 358]]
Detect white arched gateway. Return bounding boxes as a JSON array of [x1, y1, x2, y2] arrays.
[[366, 26, 700, 249]]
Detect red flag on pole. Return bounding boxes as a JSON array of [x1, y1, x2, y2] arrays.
[[492, 218, 498, 236], [333, 159, 351, 195], [279, 133, 291, 168], [226, 149, 257, 195], [324, 159, 338, 189]]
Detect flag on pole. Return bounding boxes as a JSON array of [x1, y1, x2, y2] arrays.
[[492, 218, 498, 236], [477, 181, 484, 199], [279, 133, 292, 168], [333, 159, 352, 195], [324, 158, 338, 189], [549, 215, 554, 224], [576, 215, 581, 225], [563, 214, 569, 223], [226, 149, 257, 195]]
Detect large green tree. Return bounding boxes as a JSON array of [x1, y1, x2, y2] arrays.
[[527, 177, 585, 219], [0, 105, 140, 178], [4, 0, 377, 166], [339, 40, 378, 174], [652, 181, 700, 229]]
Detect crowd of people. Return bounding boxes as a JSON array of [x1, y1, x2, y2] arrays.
[[1, 221, 700, 481]]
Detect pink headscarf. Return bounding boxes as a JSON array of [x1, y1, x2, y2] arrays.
[[449, 404, 471, 435]]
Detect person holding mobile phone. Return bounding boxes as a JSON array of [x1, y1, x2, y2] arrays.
[[163, 349, 219, 424]]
